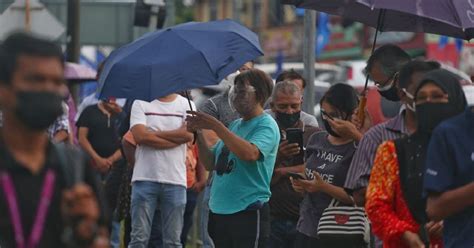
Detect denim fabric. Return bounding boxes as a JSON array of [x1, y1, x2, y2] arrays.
[[200, 185, 215, 248], [129, 181, 186, 248], [268, 219, 298, 248]]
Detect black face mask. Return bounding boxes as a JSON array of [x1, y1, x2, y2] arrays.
[[15, 91, 64, 131], [416, 102, 458, 133], [276, 111, 300, 129], [378, 84, 400, 101], [322, 119, 341, 138]]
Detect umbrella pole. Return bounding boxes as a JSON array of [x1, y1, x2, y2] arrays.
[[184, 90, 198, 144], [185, 90, 194, 111], [357, 9, 385, 124]]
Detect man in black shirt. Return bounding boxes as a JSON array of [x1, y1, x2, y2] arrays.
[[77, 98, 123, 175], [0, 32, 108, 247]]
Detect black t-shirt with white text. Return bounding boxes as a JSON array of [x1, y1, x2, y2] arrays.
[[297, 131, 357, 238]]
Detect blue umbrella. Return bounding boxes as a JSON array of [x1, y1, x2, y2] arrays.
[[98, 19, 263, 101]]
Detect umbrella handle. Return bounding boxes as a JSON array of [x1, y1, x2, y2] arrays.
[[184, 91, 198, 144], [357, 94, 367, 128]]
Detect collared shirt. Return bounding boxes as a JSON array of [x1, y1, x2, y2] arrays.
[[423, 107, 474, 248], [344, 112, 409, 191], [0, 143, 65, 248]]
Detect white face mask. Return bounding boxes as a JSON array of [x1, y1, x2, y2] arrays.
[[402, 88, 416, 112]]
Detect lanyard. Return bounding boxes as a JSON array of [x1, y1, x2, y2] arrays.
[[0, 169, 56, 248]]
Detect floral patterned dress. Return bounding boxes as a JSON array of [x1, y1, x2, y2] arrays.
[[366, 141, 443, 248]]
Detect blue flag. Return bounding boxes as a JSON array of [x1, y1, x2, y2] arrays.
[[455, 38, 464, 53], [438, 36, 449, 50], [316, 12, 330, 57]]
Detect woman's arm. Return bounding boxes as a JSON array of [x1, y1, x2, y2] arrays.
[[293, 171, 353, 204], [213, 122, 261, 162], [365, 142, 419, 244], [186, 111, 261, 162]]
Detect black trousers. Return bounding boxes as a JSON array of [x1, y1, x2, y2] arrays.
[[208, 204, 270, 248]]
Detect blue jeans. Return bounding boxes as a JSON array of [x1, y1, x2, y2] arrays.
[[110, 220, 121, 248], [269, 219, 298, 248], [129, 181, 186, 248], [200, 184, 215, 248]]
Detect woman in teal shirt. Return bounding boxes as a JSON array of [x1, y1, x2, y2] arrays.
[[187, 69, 280, 248]]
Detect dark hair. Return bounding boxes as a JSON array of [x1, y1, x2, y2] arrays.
[[234, 69, 273, 107], [0, 32, 64, 85], [365, 44, 411, 77], [276, 69, 306, 88], [398, 60, 441, 89], [320, 83, 359, 120]]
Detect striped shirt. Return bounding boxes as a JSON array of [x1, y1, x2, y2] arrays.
[[344, 113, 409, 191]]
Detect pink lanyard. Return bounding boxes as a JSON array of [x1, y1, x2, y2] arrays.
[[0, 169, 56, 248]]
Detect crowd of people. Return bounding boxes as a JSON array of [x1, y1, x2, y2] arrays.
[[0, 31, 472, 248]]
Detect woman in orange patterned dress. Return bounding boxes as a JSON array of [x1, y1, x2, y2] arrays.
[[366, 69, 468, 248]]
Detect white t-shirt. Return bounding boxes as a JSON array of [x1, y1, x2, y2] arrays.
[[130, 95, 195, 187]]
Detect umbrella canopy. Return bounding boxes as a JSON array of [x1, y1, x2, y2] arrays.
[[284, 0, 474, 40], [64, 62, 97, 81], [98, 19, 264, 101], [360, 0, 474, 40]]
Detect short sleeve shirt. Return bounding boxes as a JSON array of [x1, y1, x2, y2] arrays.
[[423, 107, 474, 248], [209, 113, 280, 214], [76, 104, 121, 158], [297, 132, 357, 238], [344, 113, 408, 191], [130, 97, 195, 187], [199, 90, 240, 128]]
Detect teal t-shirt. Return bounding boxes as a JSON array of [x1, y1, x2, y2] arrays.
[[210, 113, 280, 214]]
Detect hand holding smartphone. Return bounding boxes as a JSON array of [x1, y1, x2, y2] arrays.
[[285, 128, 304, 165], [287, 172, 307, 180]]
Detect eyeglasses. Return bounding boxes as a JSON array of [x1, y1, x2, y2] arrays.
[[215, 146, 235, 176], [375, 72, 399, 90], [321, 109, 344, 120]]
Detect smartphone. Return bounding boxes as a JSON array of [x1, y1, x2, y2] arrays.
[[320, 109, 334, 120], [286, 128, 304, 165], [287, 172, 307, 180], [286, 128, 303, 147]]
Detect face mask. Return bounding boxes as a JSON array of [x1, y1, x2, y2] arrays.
[[402, 88, 416, 112], [322, 119, 341, 138], [15, 91, 64, 130], [416, 102, 458, 133], [378, 81, 400, 101], [275, 111, 300, 129]]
